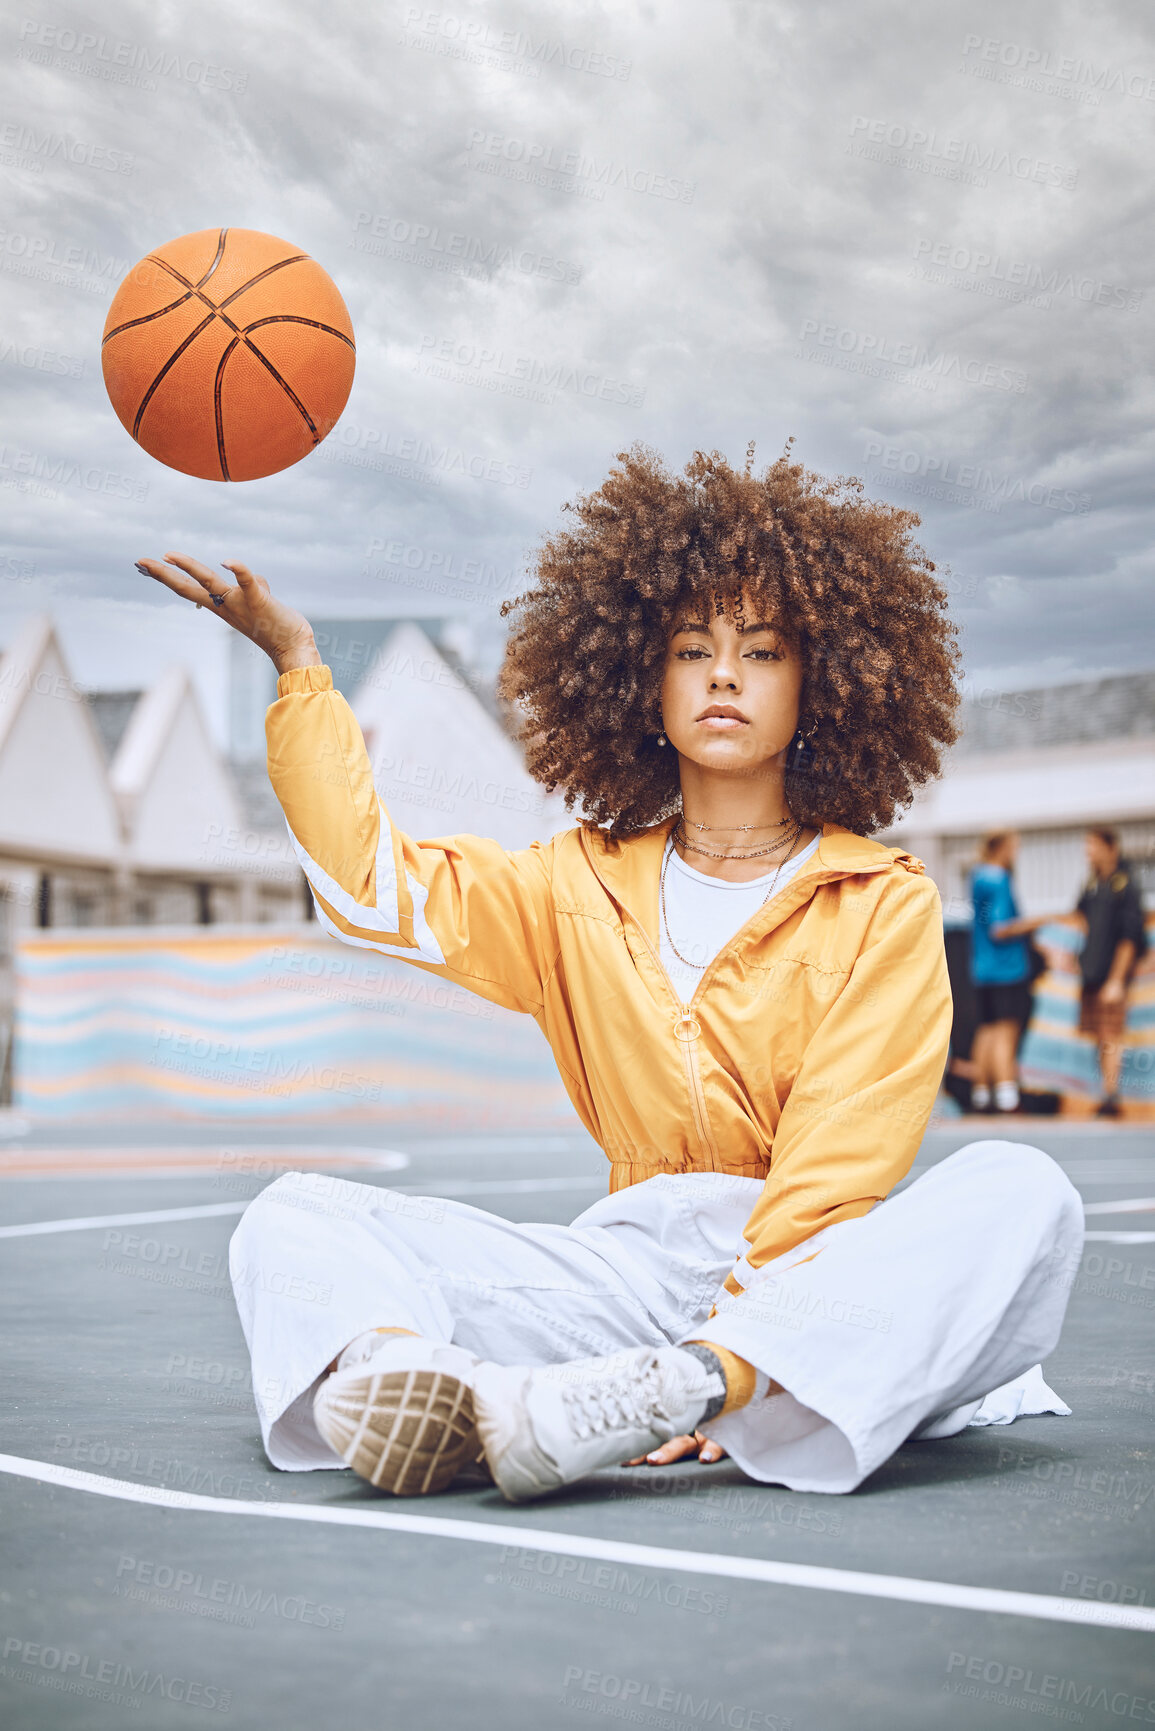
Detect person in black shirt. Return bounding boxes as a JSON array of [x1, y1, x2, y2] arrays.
[[1076, 828, 1149, 1117]]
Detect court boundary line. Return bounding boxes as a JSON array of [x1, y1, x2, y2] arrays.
[[0, 1176, 608, 1239], [3, 1186, 1148, 1243], [0, 1453, 1151, 1633]]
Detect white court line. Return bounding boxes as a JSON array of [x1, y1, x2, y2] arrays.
[[0, 1176, 607, 1239], [0, 1454, 1151, 1634], [3, 1185, 1150, 1242], [0, 1201, 251, 1238]]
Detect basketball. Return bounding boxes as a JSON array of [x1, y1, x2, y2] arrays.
[[100, 226, 356, 483]]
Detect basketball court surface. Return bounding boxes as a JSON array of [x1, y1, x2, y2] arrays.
[[2, 1117, 1153, 1729]]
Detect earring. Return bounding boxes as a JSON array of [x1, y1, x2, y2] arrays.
[[657, 732, 667, 748], [791, 720, 817, 766]]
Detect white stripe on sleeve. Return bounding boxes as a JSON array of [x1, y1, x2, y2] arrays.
[[286, 798, 446, 966]]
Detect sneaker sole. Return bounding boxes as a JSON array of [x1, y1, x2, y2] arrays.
[[315, 1366, 482, 1495]]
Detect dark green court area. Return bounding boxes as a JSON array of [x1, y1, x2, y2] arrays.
[[1, 1121, 1153, 1730]]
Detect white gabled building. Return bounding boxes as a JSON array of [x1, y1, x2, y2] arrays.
[[0, 617, 308, 1095], [0, 615, 124, 933], [353, 620, 573, 850], [885, 672, 1155, 918]]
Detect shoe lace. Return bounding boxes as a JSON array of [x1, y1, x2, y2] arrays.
[[560, 1358, 666, 1441]]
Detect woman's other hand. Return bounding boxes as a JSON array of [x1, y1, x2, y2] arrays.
[[621, 1431, 728, 1467], [135, 552, 321, 676]]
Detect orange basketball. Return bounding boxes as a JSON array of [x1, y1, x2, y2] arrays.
[[101, 226, 356, 483]]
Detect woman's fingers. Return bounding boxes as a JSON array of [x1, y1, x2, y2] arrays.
[[161, 550, 232, 597], [621, 1434, 702, 1467], [134, 552, 228, 605], [134, 553, 254, 635], [620, 1430, 731, 1468], [222, 558, 269, 603], [135, 556, 217, 610]]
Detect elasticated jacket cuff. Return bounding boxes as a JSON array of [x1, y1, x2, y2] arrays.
[[276, 664, 333, 697]]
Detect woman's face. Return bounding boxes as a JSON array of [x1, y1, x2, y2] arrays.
[[659, 598, 804, 774]]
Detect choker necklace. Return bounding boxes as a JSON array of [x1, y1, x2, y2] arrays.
[[660, 820, 806, 971], [672, 817, 802, 862], [682, 815, 792, 834]]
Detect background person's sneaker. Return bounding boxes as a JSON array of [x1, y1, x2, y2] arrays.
[[473, 1344, 724, 1504], [314, 1337, 482, 1495]]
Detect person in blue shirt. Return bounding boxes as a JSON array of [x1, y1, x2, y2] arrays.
[[969, 833, 1046, 1113]]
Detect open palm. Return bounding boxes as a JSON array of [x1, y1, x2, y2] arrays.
[[135, 551, 319, 675]]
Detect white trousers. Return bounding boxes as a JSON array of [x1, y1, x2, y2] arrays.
[[228, 1139, 1084, 1494]]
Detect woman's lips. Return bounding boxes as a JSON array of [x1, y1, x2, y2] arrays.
[[696, 715, 748, 729]]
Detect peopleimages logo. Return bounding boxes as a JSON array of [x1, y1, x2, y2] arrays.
[[847, 115, 1078, 189], [798, 319, 1026, 393], [960, 33, 1155, 102], [864, 440, 1091, 514], [466, 130, 696, 203], [17, 20, 248, 91], [912, 238, 1141, 311], [0, 121, 134, 173]]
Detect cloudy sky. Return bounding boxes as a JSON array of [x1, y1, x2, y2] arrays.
[[2, 0, 1153, 746]]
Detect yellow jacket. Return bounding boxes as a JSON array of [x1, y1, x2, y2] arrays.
[[267, 664, 953, 1290]]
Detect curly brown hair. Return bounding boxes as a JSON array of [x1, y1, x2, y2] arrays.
[[497, 442, 961, 837]]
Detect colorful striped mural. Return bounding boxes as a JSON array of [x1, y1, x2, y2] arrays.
[[1019, 916, 1155, 1107], [14, 926, 578, 1126], [15, 915, 1155, 1122]]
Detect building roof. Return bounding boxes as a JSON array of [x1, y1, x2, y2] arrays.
[[955, 670, 1155, 756], [83, 690, 144, 762], [351, 620, 571, 849], [311, 615, 503, 725], [0, 616, 123, 862]]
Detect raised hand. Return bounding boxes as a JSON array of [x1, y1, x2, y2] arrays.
[[134, 551, 321, 676]]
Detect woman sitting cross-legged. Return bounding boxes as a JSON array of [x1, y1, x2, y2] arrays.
[[136, 443, 1083, 1503]]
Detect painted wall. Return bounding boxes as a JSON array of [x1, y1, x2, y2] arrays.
[[15, 925, 578, 1128]]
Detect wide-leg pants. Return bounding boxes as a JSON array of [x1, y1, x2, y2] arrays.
[[228, 1138, 1084, 1494]]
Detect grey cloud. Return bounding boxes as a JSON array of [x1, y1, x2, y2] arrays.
[[1, 0, 1152, 709]]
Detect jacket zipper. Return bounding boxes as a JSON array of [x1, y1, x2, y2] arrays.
[[623, 911, 719, 1168], [617, 851, 895, 1170]]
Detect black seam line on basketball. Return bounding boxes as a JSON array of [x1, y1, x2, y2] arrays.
[[218, 254, 309, 310], [148, 256, 199, 293], [242, 315, 355, 351], [241, 337, 320, 440], [145, 251, 307, 315], [131, 312, 218, 441], [194, 294, 243, 334], [102, 290, 195, 345], [197, 228, 229, 290], [214, 338, 239, 482]]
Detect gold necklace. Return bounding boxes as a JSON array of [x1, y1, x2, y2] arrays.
[[682, 815, 791, 833], [673, 818, 802, 862], [660, 821, 806, 970]]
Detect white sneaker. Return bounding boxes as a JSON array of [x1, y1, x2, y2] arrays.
[[313, 1335, 484, 1495], [472, 1344, 724, 1504]]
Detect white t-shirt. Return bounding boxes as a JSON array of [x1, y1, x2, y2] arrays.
[[658, 833, 822, 1006]]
